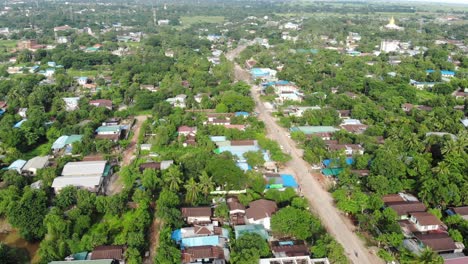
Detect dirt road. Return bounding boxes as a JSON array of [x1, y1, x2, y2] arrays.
[[105, 115, 149, 195], [226, 47, 383, 264]]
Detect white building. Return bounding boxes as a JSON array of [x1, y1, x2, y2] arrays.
[[51, 160, 110, 193], [380, 40, 400, 53], [63, 97, 80, 111]]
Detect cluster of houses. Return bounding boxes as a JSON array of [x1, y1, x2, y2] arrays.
[[383, 193, 468, 262], [174, 197, 328, 264]]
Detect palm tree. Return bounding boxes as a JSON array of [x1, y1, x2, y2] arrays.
[[184, 178, 200, 205], [410, 248, 443, 264], [163, 166, 183, 192], [199, 171, 214, 198]]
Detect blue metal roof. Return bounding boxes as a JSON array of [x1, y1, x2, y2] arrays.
[[441, 70, 455, 75], [235, 111, 249, 117], [171, 229, 182, 242], [323, 158, 354, 168], [281, 174, 298, 188], [181, 235, 219, 248]]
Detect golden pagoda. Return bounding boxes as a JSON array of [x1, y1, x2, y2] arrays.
[[385, 16, 403, 30]]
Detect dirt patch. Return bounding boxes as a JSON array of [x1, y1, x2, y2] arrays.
[[143, 217, 162, 264]]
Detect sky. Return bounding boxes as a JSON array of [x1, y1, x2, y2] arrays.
[[366, 0, 468, 5]]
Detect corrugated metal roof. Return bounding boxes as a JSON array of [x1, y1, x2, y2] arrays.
[[96, 125, 121, 133], [62, 161, 107, 177], [181, 235, 219, 248], [22, 156, 49, 171]]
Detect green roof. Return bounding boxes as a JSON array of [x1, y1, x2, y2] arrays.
[[103, 164, 112, 177], [234, 224, 269, 240], [71, 252, 88, 260], [96, 125, 121, 133], [290, 126, 339, 135], [321, 168, 343, 177], [64, 134, 83, 145], [49, 260, 114, 264]]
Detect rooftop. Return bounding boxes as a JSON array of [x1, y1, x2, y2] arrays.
[[61, 160, 108, 177], [234, 224, 269, 240]]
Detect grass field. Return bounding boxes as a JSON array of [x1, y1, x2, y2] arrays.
[[0, 40, 17, 49], [177, 16, 225, 29]]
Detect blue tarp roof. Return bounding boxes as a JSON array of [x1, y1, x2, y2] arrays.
[[181, 235, 219, 248], [13, 119, 27, 128], [323, 157, 354, 168], [171, 229, 182, 242], [266, 174, 298, 189], [281, 174, 298, 188], [0, 109, 4, 116]]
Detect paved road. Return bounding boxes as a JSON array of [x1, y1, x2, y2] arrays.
[[227, 49, 383, 264]]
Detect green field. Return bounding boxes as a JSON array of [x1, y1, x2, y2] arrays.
[[0, 40, 17, 49], [178, 16, 225, 29]]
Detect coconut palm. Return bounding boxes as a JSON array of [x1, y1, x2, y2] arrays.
[[163, 166, 183, 192], [184, 178, 200, 205], [410, 248, 443, 264], [199, 171, 214, 198]]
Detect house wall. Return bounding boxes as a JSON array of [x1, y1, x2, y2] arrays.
[[187, 216, 211, 224], [247, 217, 271, 230]]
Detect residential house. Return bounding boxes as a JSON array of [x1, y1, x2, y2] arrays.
[[63, 97, 80, 111], [250, 68, 277, 81], [166, 94, 187, 108], [337, 110, 351, 119], [447, 207, 468, 221], [90, 245, 125, 263], [245, 59, 257, 69], [270, 240, 309, 258], [21, 156, 49, 176], [165, 49, 174, 58], [259, 257, 330, 264], [227, 197, 246, 225], [6, 159, 27, 173], [383, 193, 426, 220], [138, 160, 173, 172], [326, 144, 364, 156], [102, 118, 120, 126], [50, 260, 117, 264], [181, 246, 226, 264], [51, 160, 112, 193], [157, 19, 170, 26], [444, 256, 468, 264], [290, 126, 339, 136], [245, 199, 277, 230], [283, 22, 300, 30], [0, 101, 7, 111], [409, 212, 446, 232], [178, 126, 197, 137], [17, 108, 27, 118], [140, 144, 152, 151], [340, 119, 368, 134], [410, 80, 437, 90], [140, 85, 158, 92], [283, 106, 321, 117], [89, 99, 112, 110], [181, 207, 212, 225], [95, 125, 122, 141], [414, 233, 463, 254], [234, 224, 269, 240], [51, 135, 83, 154], [452, 88, 468, 100], [77, 76, 89, 85], [264, 173, 298, 190]]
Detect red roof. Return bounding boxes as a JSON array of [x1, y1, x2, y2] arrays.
[[90, 99, 112, 109], [246, 199, 277, 221], [182, 246, 224, 263], [181, 207, 212, 218]]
